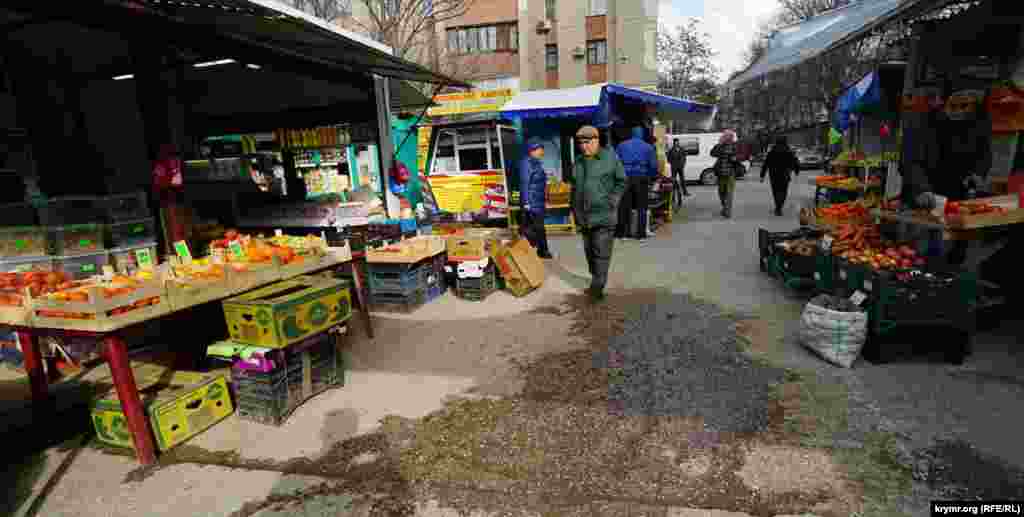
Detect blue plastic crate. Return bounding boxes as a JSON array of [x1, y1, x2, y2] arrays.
[[427, 282, 444, 302], [544, 214, 569, 225], [399, 218, 417, 233], [368, 266, 427, 295]]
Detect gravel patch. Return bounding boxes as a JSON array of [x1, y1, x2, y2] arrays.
[[914, 439, 1024, 500], [594, 291, 787, 435]]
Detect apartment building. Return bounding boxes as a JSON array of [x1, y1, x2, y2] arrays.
[[516, 0, 658, 91], [338, 0, 658, 92]]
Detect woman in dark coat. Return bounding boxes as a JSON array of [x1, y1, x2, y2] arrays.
[[761, 137, 801, 216]]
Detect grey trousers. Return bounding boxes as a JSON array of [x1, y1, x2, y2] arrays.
[[580, 226, 615, 291]]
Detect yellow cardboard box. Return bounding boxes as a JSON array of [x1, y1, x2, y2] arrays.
[[91, 371, 233, 452], [222, 277, 351, 348]]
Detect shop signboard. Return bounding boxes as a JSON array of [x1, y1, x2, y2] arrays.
[[427, 89, 515, 118], [426, 170, 506, 217]]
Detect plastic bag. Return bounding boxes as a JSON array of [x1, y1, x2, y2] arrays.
[[799, 294, 868, 368]]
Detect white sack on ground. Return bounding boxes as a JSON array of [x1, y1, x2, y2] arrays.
[[799, 294, 868, 368]]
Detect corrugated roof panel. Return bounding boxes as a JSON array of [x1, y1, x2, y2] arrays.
[[729, 0, 904, 86]]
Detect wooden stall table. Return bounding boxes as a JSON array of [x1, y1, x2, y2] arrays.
[[11, 248, 373, 466]]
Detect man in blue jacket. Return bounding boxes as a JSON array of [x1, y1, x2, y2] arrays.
[[615, 126, 658, 240], [518, 139, 553, 259]]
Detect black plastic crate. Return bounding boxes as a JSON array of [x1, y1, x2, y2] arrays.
[[107, 218, 158, 248], [39, 196, 106, 226], [757, 227, 823, 273], [105, 192, 151, 222], [370, 288, 427, 313], [872, 268, 978, 325], [367, 223, 401, 241], [776, 249, 819, 278], [231, 330, 344, 426]]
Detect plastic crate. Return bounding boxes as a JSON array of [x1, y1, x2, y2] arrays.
[[232, 330, 343, 426], [104, 192, 150, 222], [53, 251, 110, 280], [757, 227, 823, 273], [0, 226, 48, 257], [426, 282, 445, 302], [833, 257, 873, 297], [813, 253, 836, 294], [872, 269, 978, 328], [48, 224, 105, 256], [367, 265, 427, 295], [38, 196, 106, 226], [107, 218, 158, 248], [0, 255, 53, 273], [0, 203, 38, 227], [776, 249, 818, 278], [399, 219, 417, 233], [370, 288, 427, 313]]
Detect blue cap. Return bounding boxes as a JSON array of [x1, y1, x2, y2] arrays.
[[526, 139, 543, 152]]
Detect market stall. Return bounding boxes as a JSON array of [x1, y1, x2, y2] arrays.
[[499, 83, 715, 236], [757, 0, 1024, 368], [0, 0, 468, 466]]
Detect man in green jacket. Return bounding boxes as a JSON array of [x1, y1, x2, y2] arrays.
[[569, 125, 627, 301]]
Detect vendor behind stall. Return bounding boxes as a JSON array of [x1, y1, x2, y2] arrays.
[[903, 89, 993, 208], [901, 89, 994, 264]]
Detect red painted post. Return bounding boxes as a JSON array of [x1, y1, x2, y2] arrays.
[[103, 335, 157, 465], [16, 329, 48, 403]]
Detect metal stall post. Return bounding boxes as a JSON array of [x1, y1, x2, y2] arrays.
[[374, 75, 401, 219]]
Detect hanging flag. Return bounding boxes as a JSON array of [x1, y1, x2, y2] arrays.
[[829, 127, 842, 145], [879, 122, 891, 138]]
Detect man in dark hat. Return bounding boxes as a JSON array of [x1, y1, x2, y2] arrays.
[[518, 138, 553, 259], [570, 126, 627, 301]]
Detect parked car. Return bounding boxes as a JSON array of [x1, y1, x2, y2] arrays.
[[668, 132, 751, 186], [793, 147, 829, 170]]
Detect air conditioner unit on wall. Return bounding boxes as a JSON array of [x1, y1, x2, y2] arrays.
[[572, 47, 585, 58], [536, 20, 552, 33]]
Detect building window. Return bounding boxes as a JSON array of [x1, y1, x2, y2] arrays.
[[545, 0, 556, 20], [587, 40, 607, 65], [448, 23, 519, 55], [545, 45, 559, 70], [589, 0, 607, 16]]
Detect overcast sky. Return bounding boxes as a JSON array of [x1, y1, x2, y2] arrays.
[[659, 0, 780, 81]]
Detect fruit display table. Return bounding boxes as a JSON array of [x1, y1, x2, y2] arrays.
[[10, 248, 370, 466]]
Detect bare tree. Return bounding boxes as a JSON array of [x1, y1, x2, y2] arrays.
[[777, 0, 852, 24], [286, 0, 353, 22], [349, 0, 473, 62], [656, 21, 718, 101]]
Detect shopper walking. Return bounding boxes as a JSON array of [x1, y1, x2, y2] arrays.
[[570, 125, 627, 301], [518, 139, 553, 259], [710, 130, 741, 218], [761, 137, 801, 216], [614, 127, 658, 240], [667, 138, 690, 201]]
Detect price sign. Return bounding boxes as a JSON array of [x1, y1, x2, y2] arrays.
[[229, 240, 246, 260], [850, 290, 868, 306], [174, 240, 193, 264], [135, 248, 154, 269], [275, 229, 284, 237], [821, 235, 834, 251], [101, 265, 115, 281]]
